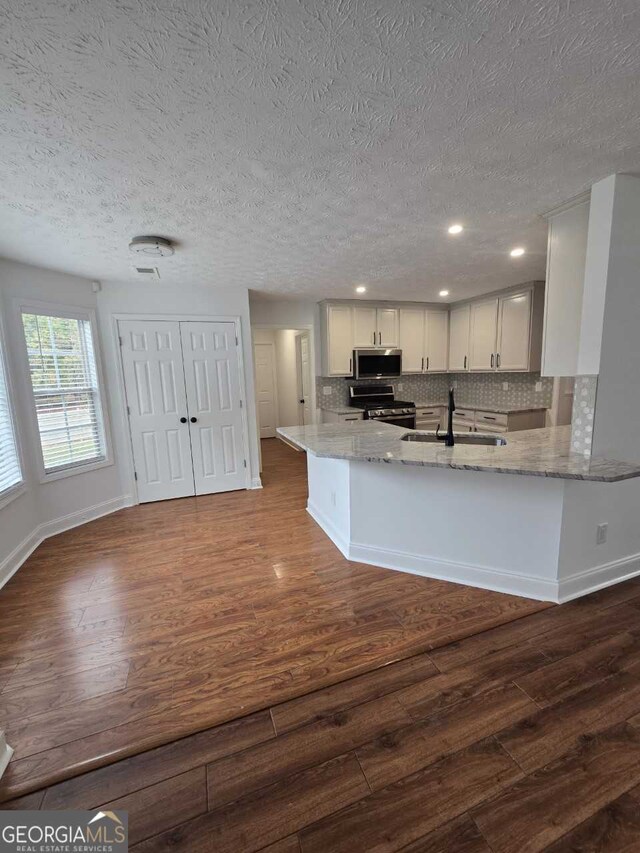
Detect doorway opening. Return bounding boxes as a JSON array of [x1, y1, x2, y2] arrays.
[[251, 325, 316, 456]]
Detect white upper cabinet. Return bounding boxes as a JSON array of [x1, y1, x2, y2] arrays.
[[496, 291, 532, 371], [377, 307, 399, 347], [425, 310, 449, 372], [324, 304, 354, 376], [399, 309, 448, 373], [469, 298, 498, 371], [354, 306, 399, 347], [353, 306, 378, 347], [449, 304, 471, 371], [398, 309, 425, 372]]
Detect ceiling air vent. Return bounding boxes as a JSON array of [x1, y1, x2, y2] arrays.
[[133, 266, 161, 279]]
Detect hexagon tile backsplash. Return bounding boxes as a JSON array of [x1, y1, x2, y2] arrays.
[[571, 376, 598, 456]]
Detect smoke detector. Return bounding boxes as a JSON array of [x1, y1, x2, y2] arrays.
[[128, 236, 175, 258]]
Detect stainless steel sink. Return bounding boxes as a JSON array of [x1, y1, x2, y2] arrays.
[[401, 432, 507, 446]]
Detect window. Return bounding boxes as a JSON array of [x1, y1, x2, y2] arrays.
[[0, 332, 22, 497], [22, 310, 107, 475]]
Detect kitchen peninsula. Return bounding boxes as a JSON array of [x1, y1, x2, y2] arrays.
[[278, 421, 640, 603]]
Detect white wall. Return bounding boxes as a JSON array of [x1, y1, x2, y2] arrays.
[[249, 294, 321, 365], [0, 259, 127, 580], [97, 279, 261, 493], [274, 329, 300, 428]]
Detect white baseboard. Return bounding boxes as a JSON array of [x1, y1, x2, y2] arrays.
[[307, 502, 350, 559], [250, 477, 263, 489], [348, 541, 559, 602], [0, 731, 14, 780], [0, 494, 134, 592], [558, 553, 640, 602]]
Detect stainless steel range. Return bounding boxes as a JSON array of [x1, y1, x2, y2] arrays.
[[349, 384, 416, 429]]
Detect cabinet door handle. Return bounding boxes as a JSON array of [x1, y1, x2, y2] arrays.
[[497, 353, 501, 367], [378, 331, 381, 345], [491, 353, 494, 368], [426, 356, 429, 370], [349, 357, 352, 375], [421, 357, 424, 371], [483, 415, 496, 421], [373, 331, 376, 345], [464, 355, 467, 369]]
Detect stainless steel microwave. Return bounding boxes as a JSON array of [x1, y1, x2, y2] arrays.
[[352, 348, 402, 379]]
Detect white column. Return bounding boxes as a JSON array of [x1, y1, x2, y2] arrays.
[[587, 175, 640, 462]]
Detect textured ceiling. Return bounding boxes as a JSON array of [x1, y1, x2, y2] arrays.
[[1, 0, 639, 302]]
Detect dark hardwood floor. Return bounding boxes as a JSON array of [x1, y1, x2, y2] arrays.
[[3, 439, 640, 849], [3, 578, 640, 851]]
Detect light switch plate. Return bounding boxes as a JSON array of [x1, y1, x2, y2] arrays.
[[502, 382, 509, 391], [323, 386, 332, 396], [535, 381, 542, 392]]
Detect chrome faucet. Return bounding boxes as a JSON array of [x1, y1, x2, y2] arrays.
[[436, 387, 456, 447]]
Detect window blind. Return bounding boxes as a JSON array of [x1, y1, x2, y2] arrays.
[[0, 334, 22, 496], [22, 312, 106, 473]]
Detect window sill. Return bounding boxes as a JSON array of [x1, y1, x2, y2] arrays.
[[0, 482, 27, 512], [39, 457, 114, 484]]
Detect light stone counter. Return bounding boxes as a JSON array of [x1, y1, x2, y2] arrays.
[[278, 422, 640, 483]]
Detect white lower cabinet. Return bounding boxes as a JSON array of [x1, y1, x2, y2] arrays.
[[322, 410, 363, 424], [415, 406, 445, 430]]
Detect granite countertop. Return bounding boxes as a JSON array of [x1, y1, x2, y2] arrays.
[[277, 422, 640, 482], [413, 401, 548, 414], [321, 402, 548, 415]]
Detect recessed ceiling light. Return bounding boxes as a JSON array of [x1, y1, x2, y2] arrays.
[[355, 286, 367, 294], [448, 224, 463, 235], [439, 290, 450, 297], [510, 247, 525, 257]]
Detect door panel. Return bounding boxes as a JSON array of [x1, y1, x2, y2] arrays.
[[254, 343, 277, 438], [449, 305, 470, 371], [399, 309, 425, 372], [182, 322, 247, 495], [353, 307, 377, 347], [327, 305, 354, 376], [469, 299, 498, 371], [376, 308, 399, 347], [426, 311, 448, 371], [119, 321, 194, 503], [497, 291, 532, 371], [297, 332, 312, 425]]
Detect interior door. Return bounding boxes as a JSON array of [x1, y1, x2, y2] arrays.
[[497, 291, 532, 371], [296, 332, 312, 425], [425, 311, 448, 371], [398, 309, 425, 372], [253, 342, 278, 437], [119, 320, 195, 503], [181, 322, 247, 495], [376, 308, 399, 347], [469, 299, 498, 371], [448, 304, 471, 371], [353, 307, 377, 347]]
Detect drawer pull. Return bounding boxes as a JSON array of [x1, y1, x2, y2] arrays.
[[483, 415, 497, 421]]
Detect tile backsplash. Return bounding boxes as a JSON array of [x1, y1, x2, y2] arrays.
[[317, 372, 554, 410], [571, 375, 598, 456]]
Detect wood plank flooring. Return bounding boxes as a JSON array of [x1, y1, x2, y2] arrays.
[[5, 581, 640, 850], [3, 442, 640, 849], [0, 438, 549, 799]]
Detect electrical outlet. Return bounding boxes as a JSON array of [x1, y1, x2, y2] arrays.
[[323, 386, 332, 396], [397, 383, 404, 391], [502, 382, 509, 391], [596, 523, 608, 545], [535, 381, 542, 392]]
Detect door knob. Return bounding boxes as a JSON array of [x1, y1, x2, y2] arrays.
[[180, 417, 187, 423], [299, 399, 304, 404], [190, 416, 198, 423]]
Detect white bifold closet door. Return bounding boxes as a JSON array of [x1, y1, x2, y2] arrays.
[[119, 320, 246, 503]]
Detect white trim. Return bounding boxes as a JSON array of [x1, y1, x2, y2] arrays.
[[253, 340, 279, 437], [250, 477, 263, 489], [0, 731, 14, 780], [558, 553, 640, 603], [0, 494, 134, 591], [306, 502, 350, 559], [347, 540, 559, 602], [0, 482, 26, 512], [14, 298, 115, 482]]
